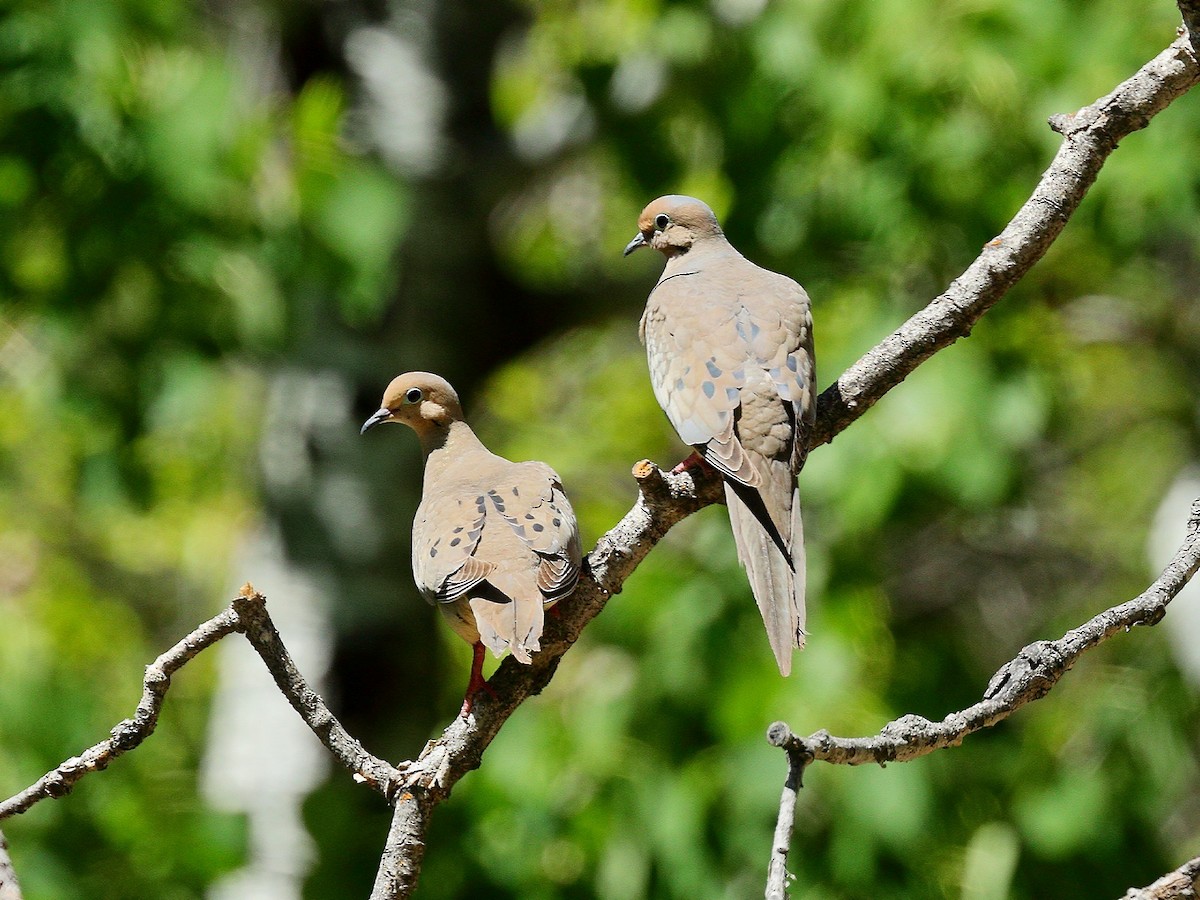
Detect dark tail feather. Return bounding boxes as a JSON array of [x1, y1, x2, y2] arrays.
[[726, 483, 806, 675], [724, 478, 791, 561]]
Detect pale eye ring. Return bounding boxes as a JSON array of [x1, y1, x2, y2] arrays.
[[654, 213, 670, 230], [405, 387, 423, 404]]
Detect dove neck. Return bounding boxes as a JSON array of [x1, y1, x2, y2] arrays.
[[663, 235, 741, 270], [418, 418, 487, 472]]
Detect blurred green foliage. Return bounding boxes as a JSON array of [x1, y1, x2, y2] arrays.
[[3, 0, 1200, 898]]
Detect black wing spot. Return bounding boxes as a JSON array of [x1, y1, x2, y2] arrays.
[[532, 523, 544, 533]]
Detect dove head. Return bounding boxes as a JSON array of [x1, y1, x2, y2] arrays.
[[361, 371, 464, 436], [623, 195, 723, 258]]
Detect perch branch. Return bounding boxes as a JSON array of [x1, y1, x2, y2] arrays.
[[810, 25, 1200, 448], [374, 19, 1200, 899]]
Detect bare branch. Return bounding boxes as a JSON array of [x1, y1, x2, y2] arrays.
[[764, 724, 809, 900], [0, 608, 241, 819], [763, 499, 1200, 895], [0, 585, 400, 821], [810, 30, 1200, 448], [770, 499, 1200, 767], [0, 829, 22, 900], [1122, 854, 1200, 900], [232, 587, 401, 795]]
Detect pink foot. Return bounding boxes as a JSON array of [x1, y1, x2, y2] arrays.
[[459, 642, 499, 718], [671, 451, 715, 476]]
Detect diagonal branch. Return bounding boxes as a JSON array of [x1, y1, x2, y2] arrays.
[[1122, 854, 1200, 900], [0, 585, 399, 821], [0, 608, 242, 819], [811, 27, 1200, 448], [768, 498, 1200, 768]]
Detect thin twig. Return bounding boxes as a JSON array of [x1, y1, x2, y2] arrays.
[[0, 585, 400, 821], [0, 608, 241, 819], [0, 829, 21, 900], [764, 723, 809, 900], [232, 586, 401, 794]]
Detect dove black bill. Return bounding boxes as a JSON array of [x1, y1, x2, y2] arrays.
[[623, 232, 648, 256], [360, 408, 392, 434]]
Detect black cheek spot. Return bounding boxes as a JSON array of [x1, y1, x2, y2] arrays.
[[532, 524, 544, 533], [552, 518, 561, 527]]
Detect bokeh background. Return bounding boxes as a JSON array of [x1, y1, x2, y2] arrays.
[[3, 0, 1200, 897]]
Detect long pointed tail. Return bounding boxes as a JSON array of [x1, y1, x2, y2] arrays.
[[726, 483, 806, 675]]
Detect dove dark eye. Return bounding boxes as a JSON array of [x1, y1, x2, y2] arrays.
[[654, 214, 670, 230], [405, 388, 423, 403]]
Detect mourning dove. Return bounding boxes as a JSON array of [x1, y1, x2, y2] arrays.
[[361, 372, 582, 715], [625, 195, 815, 675]]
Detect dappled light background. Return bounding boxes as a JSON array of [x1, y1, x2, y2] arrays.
[[2, 0, 1200, 897]]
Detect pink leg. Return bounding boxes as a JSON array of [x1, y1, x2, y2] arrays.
[[671, 451, 715, 476], [459, 642, 499, 718]]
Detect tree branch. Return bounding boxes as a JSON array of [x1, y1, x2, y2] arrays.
[[764, 726, 809, 900], [0, 585, 399, 822], [810, 26, 1200, 448], [763, 497, 1200, 894], [767, 497, 1200, 767], [1122, 854, 1200, 900], [0, 607, 242, 819], [0, 829, 21, 900]]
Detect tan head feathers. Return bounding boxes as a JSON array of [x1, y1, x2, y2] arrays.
[[623, 195, 724, 257], [361, 371, 464, 434]]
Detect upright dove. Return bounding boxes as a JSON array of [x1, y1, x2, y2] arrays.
[[625, 196, 815, 675], [361, 372, 581, 715]]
